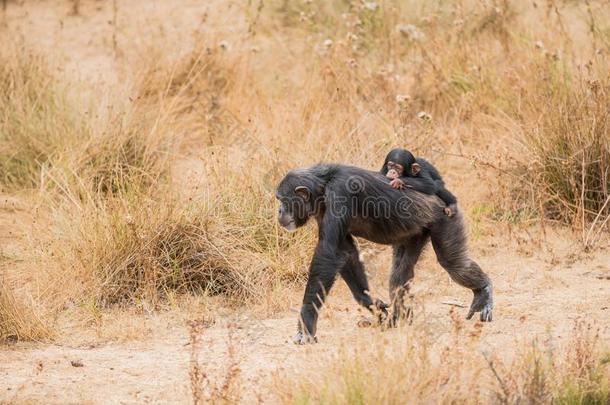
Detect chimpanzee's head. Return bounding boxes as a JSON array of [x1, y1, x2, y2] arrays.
[[275, 169, 321, 232], [381, 148, 419, 178]]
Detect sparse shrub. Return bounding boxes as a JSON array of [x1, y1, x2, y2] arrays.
[[491, 321, 610, 405], [0, 46, 86, 189], [42, 191, 281, 308], [516, 66, 610, 233], [0, 278, 52, 343]]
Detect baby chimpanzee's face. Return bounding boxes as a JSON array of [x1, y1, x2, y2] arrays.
[[386, 161, 403, 179]]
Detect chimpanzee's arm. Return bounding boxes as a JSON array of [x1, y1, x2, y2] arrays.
[[295, 204, 349, 343]]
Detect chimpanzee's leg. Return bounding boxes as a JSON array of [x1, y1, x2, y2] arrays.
[[339, 235, 388, 318], [430, 211, 493, 321], [389, 231, 430, 326]]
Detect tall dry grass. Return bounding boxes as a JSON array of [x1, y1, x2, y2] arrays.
[[0, 279, 52, 342], [0, 46, 86, 189]]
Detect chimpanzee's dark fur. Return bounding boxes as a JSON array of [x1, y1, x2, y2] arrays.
[[276, 164, 493, 344]]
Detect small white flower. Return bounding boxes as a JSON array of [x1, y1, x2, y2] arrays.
[[417, 111, 432, 121], [395, 94, 411, 105]]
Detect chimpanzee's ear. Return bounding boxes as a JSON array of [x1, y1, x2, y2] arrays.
[[411, 162, 421, 175], [295, 186, 311, 201]]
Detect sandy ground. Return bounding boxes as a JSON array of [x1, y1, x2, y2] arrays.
[[1, 1, 609, 403]]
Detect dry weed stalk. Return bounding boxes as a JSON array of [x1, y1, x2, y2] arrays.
[[188, 319, 241, 404], [188, 318, 207, 405]]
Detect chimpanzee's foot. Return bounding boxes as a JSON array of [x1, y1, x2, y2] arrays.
[[466, 284, 493, 322], [293, 331, 318, 345], [358, 299, 389, 328], [373, 299, 389, 324], [388, 305, 413, 328]]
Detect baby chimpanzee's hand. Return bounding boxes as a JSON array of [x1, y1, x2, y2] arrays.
[[390, 178, 404, 189]]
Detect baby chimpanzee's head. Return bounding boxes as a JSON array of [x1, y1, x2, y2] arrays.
[[386, 162, 403, 179], [381, 148, 419, 178]]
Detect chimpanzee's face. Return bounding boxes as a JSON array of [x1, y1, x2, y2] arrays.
[[275, 181, 313, 232], [385, 161, 404, 179]]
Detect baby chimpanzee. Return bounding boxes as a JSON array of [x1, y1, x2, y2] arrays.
[[381, 148, 457, 217]]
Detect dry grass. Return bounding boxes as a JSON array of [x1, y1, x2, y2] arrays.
[[275, 316, 610, 404], [0, 45, 86, 189], [0, 279, 52, 343], [516, 71, 610, 246]]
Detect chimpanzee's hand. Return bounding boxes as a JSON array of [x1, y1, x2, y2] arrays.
[[293, 331, 318, 345], [389, 178, 404, 189]]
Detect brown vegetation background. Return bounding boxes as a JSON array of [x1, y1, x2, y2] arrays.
[[0, 0, 609, 403]]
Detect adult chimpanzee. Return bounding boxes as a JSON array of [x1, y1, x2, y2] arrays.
[[276, 164, 493, 344], [381, 148, 458, 217]]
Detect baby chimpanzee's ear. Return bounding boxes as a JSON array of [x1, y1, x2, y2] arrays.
[[411, 162, 421, 175], [295, 186, 311, 201]]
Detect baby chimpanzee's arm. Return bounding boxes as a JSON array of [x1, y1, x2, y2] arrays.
[[435, 183, 457, 206], [400, 174, 437, 195], [414, 159, 458, 207]]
